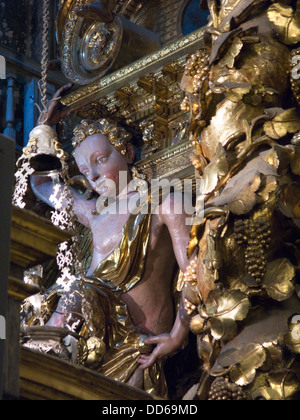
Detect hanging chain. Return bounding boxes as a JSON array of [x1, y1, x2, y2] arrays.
[[39, 0, 50, 112]]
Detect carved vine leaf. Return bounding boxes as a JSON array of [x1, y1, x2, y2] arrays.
[[208, 317, 238, 341], [209, 28, 242, 65], [262, 258, 296, 302], [267, 4, 300, 45], [218, 36, 244, 69], [224, 81, 252, 103], [199, 288, 250, 341], [229, 343, 267, 387], [211, 169, 261, 215], [266, 371, 300, 400], [263, 108, 300, 140], [252, 369, 300, 400]]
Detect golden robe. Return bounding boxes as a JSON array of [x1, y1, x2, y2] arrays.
[[73, 210, 168, 398]]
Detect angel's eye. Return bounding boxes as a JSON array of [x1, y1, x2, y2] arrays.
[[97, 157, 107, 164]]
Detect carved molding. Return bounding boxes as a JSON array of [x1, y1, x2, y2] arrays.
[[60, 27, 205, 108], [136, 139, 194, 180]]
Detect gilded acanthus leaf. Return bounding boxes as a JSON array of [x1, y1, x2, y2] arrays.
[[267, 4, 300, 45], [263, 108, 300, 140], [263, 258, 296, 302]]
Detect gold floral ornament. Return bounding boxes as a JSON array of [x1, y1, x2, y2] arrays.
[[72, 118, 132, 156], [197, 288, 250, 342]]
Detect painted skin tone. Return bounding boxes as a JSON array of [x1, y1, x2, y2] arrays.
[[31, 86, 192, 387]]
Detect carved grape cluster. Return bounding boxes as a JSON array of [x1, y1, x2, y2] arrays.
[[208, 378, 248, 401], [181, 49, 210, 111], [234, 217, 272, 284]]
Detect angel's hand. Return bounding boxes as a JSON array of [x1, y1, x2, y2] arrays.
[[138, 334, 181, 369], [38, 83, 73, 126]]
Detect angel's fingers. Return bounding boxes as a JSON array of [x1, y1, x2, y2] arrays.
[[54, 83, 73, 99], [138, 354, 157, 370]]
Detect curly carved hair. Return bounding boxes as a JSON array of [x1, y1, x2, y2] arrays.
[[72, 119, 132, 156]]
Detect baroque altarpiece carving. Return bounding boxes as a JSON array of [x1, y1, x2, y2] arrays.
[[15, 0, 300, 401]]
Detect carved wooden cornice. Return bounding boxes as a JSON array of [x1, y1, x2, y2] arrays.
[[20, 347, 160, 400]]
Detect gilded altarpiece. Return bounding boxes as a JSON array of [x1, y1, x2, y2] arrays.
[[14, 0, 300, 402]]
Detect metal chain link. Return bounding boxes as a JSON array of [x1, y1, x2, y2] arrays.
[[38, 0, 50, 112]]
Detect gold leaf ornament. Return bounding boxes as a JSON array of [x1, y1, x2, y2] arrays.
[[213, 343, 267, 387], [267, 4, 300, 45], [266, 371, 300, 400], [201, 144, 228, 195], [228, 343, 267, 387], [252, 369, 300, 401], [262, 258, 296, 302], [200, 288, 250, 341], [222, 81, 252, 103], [208, 317, 238, 341], [263, 108, 300, 140], [218, 36, 244, 69], [190, 314, 205, 335]]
